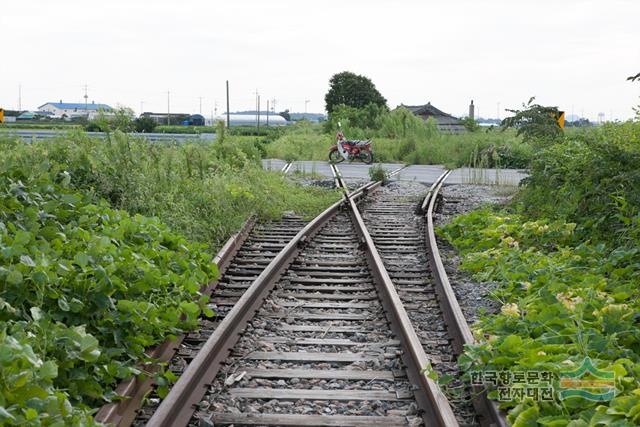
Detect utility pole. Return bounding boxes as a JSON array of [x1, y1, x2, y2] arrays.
[[257, 95, 261, 134], [266, 99, 269, 126], [254, 89, 259, 126], [226, 80, 230, 128], [167, 91, 171, 125], [199, 97, 202, 114], [84, 84, 89, 112], [571, 105, 574, 123], [305, 99, 310, 114], [272, 98, 277, 114], [214, 100, 218, 116], [18, 84, 22, 111]]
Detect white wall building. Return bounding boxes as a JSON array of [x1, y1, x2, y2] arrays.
[[207, 113, 289, 127], [38, 101, 113, 120]]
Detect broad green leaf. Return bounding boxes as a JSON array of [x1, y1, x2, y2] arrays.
[[58, 298, 70, 311], [20, 255, 36, 267], [6, 269, 23, 285], [74, 252, 89, 267], [30, 306, 43, 321], [512, 406, 540, 427], [0, 406, 16, 421], [38, 360, 58, 380]]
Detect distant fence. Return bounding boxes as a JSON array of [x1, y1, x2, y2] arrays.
[[0, 129, 217, 144]]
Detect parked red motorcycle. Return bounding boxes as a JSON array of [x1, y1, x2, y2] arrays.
[[328, 125, 373, 164]]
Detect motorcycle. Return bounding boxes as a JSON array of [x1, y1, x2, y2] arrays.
[[328, 124, 374, 164]]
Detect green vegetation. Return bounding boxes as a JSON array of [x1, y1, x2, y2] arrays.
[[155, 125, 215, 134], [266, 115, 532, 168], [440, 121, 640, 425], [501, 97, 563, 144], [324, 71, 387, 113], [0, 163, 216, 424], [368, 163, 389, 184], [1, 133, 339, 251], [0, 132, 340, 424], [0, 123, 82, 130]]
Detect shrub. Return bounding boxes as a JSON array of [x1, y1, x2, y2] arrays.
[[0, 166, 216, 422], [368, 163, 389, 184], [1, 133, 340, 251], [134, 116, 157, 133], [517, 121, 640, 245]]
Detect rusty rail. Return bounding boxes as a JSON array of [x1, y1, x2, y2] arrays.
[[347, 191, 459, 426], [148, 170, 462, 427], [146, 182, 369, 426], [423, 171, 508, 427], [334, 164, 458, 425]]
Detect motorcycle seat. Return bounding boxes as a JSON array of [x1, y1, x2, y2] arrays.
[[344, 139, 370, 146]]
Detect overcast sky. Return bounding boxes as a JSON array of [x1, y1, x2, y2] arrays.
[[2, 0, 639, 120]]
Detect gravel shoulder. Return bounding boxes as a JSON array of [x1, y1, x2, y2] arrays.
[[433, 184, 515, 326]]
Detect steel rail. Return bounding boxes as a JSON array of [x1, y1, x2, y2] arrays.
[[329, 163, 347, 190], [423, 172, 507, 427], [323, 164, 459, 425], [387, 164, 408, 178], [147, 168, 461, 427], [94, 217, 256, 426], [146, 181, 375, 427], [347, 193, 459, 426]]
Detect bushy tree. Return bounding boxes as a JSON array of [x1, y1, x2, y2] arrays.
[[111, 107, 135, 132], [86, 107, 135, 133], [324, 103, 386, 132], [134, 116, 157, 133], [279, 109, 291, 121], [501, 97, 562, 144], [460, 116, 480, 132], [324, 71, 387, 113]]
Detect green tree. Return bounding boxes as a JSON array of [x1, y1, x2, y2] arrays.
[[111, 107, 135, 132], [501, 97, 562, 144], [324, 103, 386, 131], [324, 71, 387, 113], [279, 109, 291, 121], [460, 116, 480, 132], [134, 116, 157, 133]]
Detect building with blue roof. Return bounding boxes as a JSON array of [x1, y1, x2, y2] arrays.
[[38, 100, 113, 119]]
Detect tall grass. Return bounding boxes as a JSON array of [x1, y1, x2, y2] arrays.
[[266, 119, 532, 168], [1, 132, 340, 251]]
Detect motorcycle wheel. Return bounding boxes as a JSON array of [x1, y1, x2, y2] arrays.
[[361, 151, 374, 164], [329, 149, 344, 163]]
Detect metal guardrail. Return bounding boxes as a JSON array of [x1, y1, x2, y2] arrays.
[[0, 129, 216, 143]]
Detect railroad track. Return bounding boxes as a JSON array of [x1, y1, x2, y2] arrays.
[[97, 215, 310, 426], [98, 166, 504, 427]]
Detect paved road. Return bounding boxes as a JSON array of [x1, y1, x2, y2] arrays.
[[262, 159, 289, 171], [264, 160, 527, 186]]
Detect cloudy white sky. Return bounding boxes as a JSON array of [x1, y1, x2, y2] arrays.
[[1, 0, 639, 120]]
